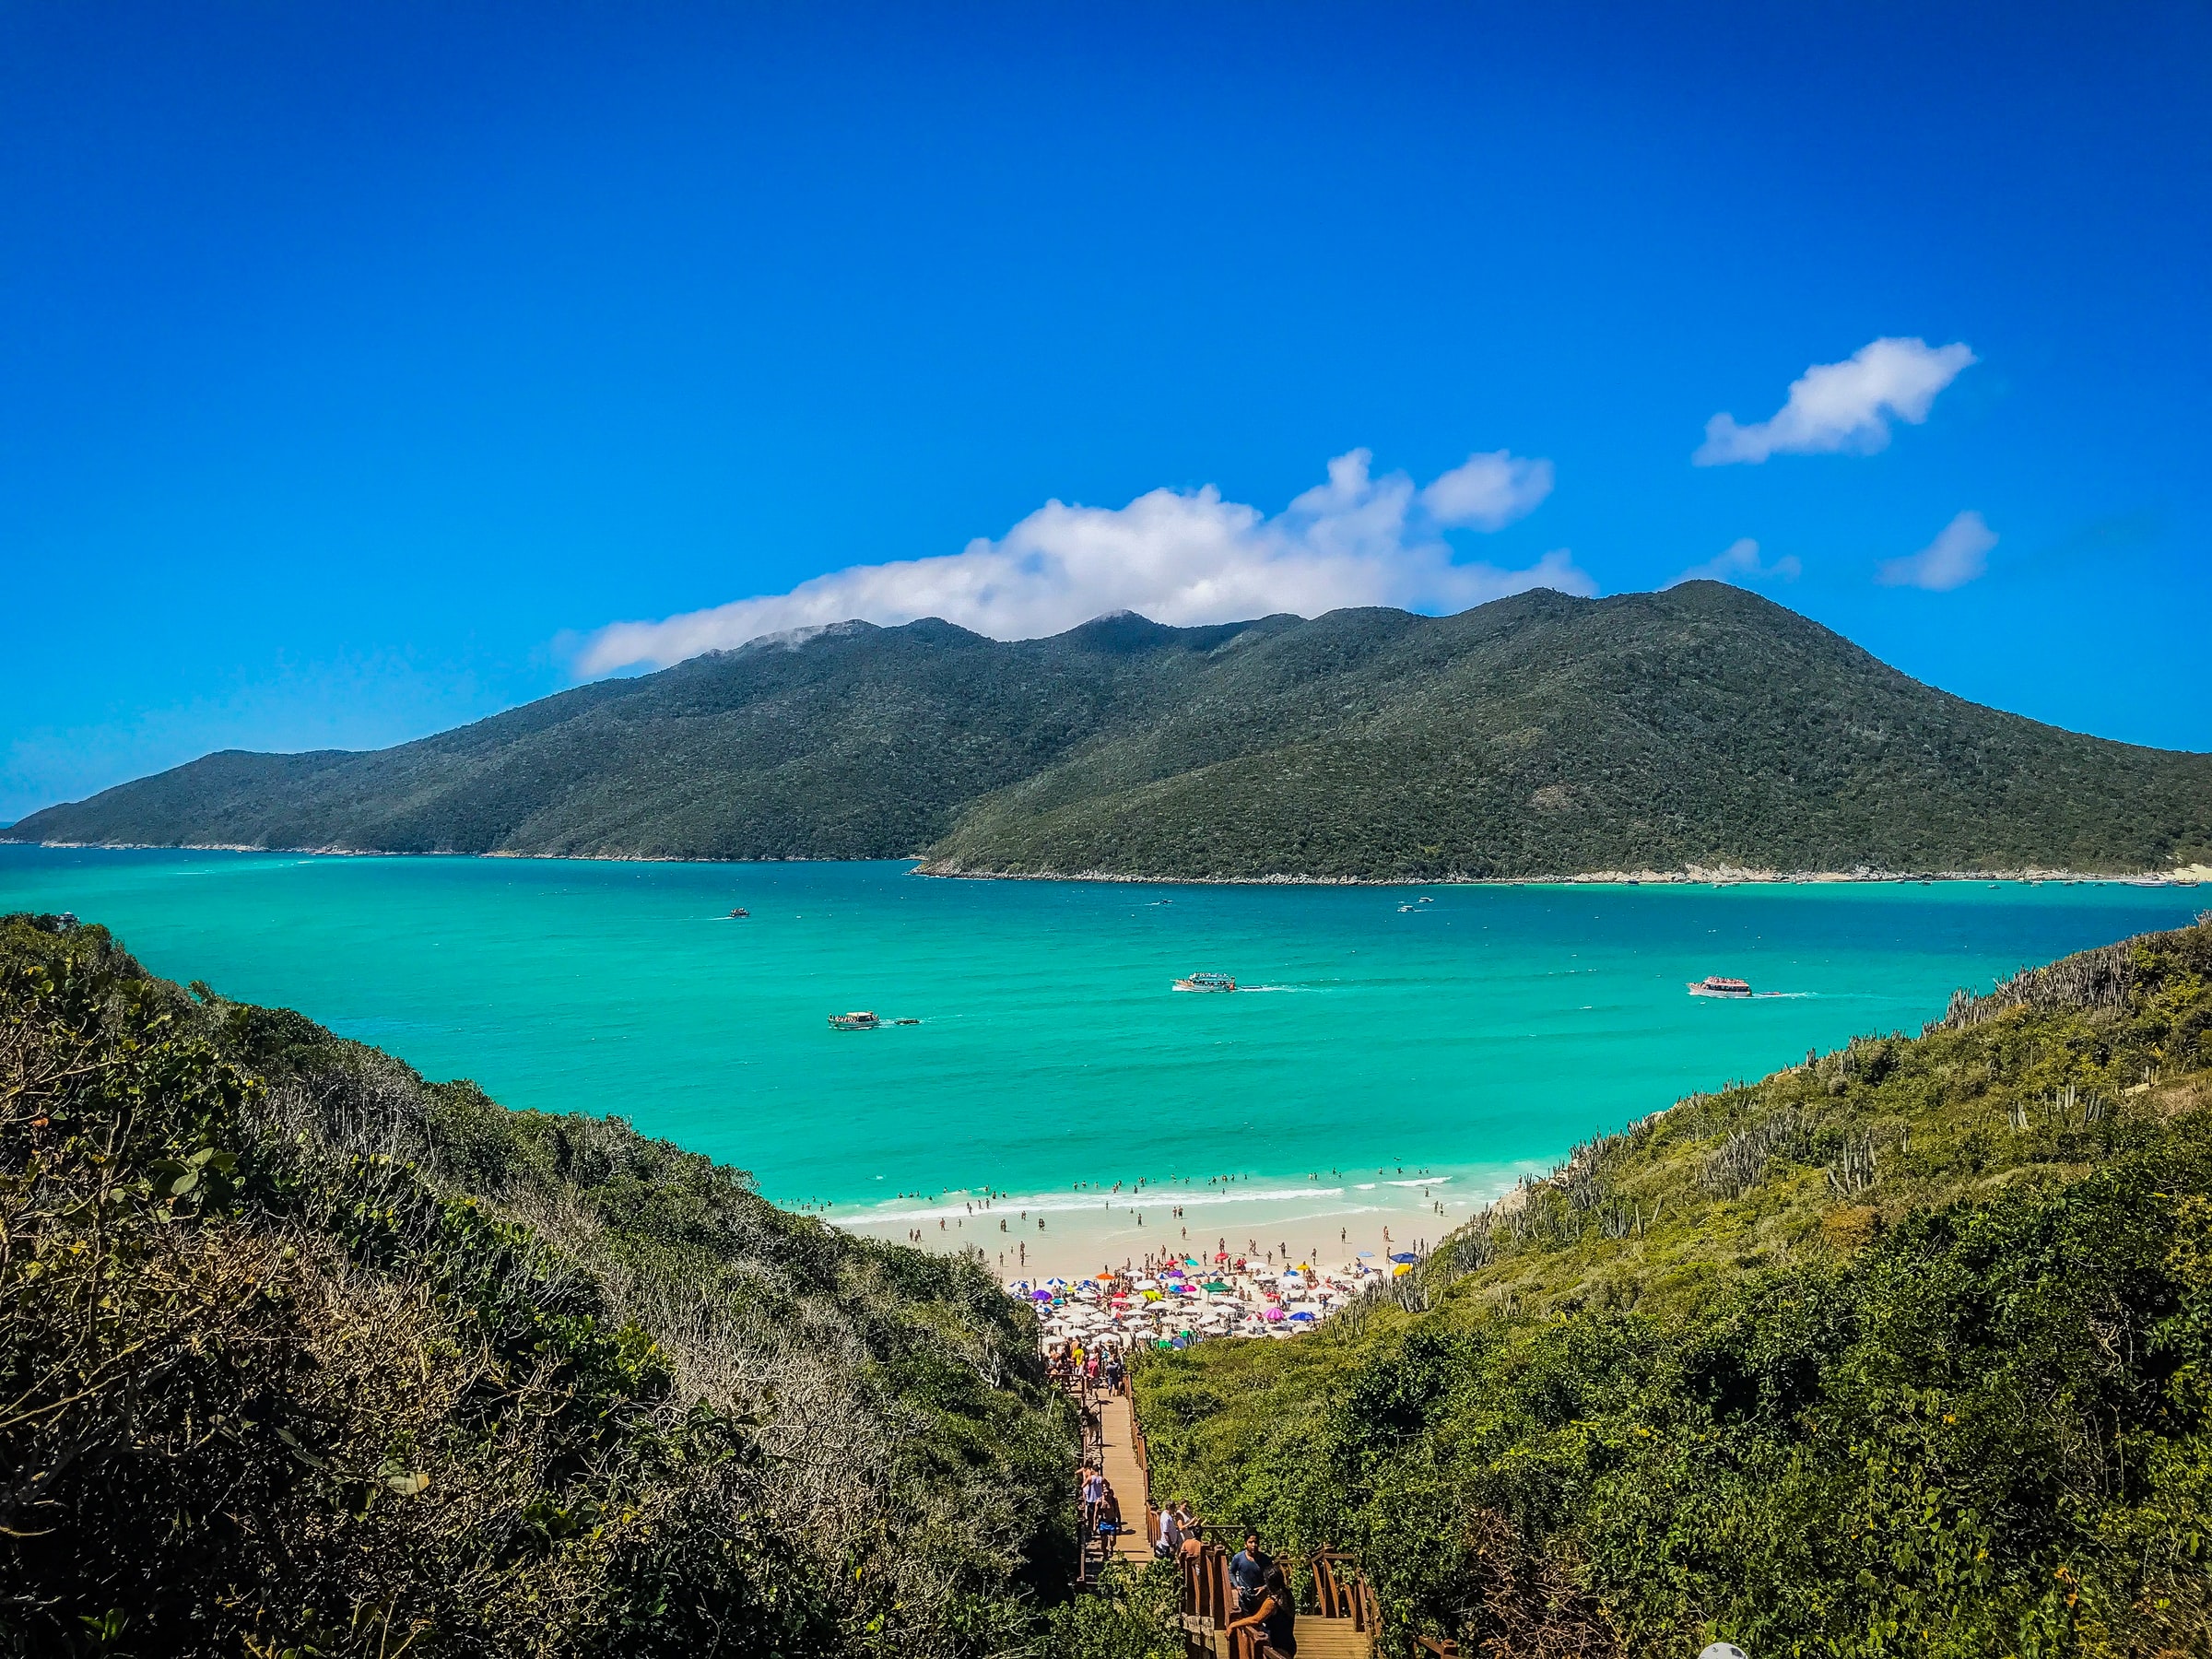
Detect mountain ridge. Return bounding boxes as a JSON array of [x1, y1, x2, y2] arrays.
[[11, 583, 2212, 879]]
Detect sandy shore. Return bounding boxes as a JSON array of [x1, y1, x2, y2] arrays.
[[831, 1164, 1535, 1281]]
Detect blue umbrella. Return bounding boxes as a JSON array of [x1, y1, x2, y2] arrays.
[[1389, 1253, 1418, 1264]]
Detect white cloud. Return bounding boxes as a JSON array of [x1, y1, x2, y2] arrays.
[[1877, 511, 1997, 591], [1670, 537, 1802, 587], [1694, 336, 1977, 465], [1418, 449, 1554, 528], [578, 448, 1583, 674]]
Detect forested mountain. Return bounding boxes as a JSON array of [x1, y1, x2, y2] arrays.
[[1135, 915, 2212, 1655], [0, 912, 1073, 1657], [11, 584, 2212, 878]]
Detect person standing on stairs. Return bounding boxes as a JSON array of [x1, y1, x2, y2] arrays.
[[1223, 1560, 1297, 1657], [1230, 1532, 1272, 1615]]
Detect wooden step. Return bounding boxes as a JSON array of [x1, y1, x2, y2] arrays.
[[1284, 1616, 1375, 1658], [1090, 1392, 1154, 1563]]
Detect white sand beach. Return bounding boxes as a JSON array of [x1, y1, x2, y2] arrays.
[[834, 1162, 1533, 1284]]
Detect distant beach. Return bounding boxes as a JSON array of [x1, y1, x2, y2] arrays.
[[833, 1163, 1521, 1282]]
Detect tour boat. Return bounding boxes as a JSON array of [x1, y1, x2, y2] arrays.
[[828, 1010, 882, 1030], [1173, 971, 1238, 993], [1688, 976, 1753, 999]]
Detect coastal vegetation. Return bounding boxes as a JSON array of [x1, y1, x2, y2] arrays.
[[9, 901, 2212, 1656], [11, 584, 2212, 881], [0, 912, 1073, 1658], [1134, 913, 2212, 1655]]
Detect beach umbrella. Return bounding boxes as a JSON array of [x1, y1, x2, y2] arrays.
[[1390, 1253, 1418, 1264], [1289, 1312, 1315, 1323], [1201, 1280, 1230, 1293], [1262, 1307, 1285, 1323], [1392, 1263, 1412, 1277], [1046, 1277, 1068, 1288]]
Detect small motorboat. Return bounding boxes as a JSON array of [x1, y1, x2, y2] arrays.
[[828, 1010, 882, 1030], [729, 907, 749, 918], [893, 1017, 921, 1026], [1173, 971, 1237, 994], [1688, 976, 1753, 999]]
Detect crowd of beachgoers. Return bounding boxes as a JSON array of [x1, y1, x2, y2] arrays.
[[1014, 1241, 1422, 1348]]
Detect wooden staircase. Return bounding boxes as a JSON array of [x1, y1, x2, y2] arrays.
[[1078, 1378, 1378, 1658], [1175, 1530, 1377, 1658]]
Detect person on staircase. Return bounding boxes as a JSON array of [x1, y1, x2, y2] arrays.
[[1094, 1477, 1124, 1545], [1223, 1559, 1296, 1657], [1229, 1531, 1273, 1615]]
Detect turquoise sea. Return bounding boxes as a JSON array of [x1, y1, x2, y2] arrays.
[[2, 847, 2203, 1220]]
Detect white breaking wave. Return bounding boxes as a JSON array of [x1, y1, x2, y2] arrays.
[[845, 1186, 1348, 1225]]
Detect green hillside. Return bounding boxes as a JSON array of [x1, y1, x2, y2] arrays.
[[10, 585, 2212, 877], [1133, 914, 2212, 1657], [0, 913, 1074, 1658]]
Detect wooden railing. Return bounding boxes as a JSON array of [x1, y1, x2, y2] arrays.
[[1070, 1376, 1106, 1585], [1175, 1538, 1379, 1657], [1311, 1549, 1377, 1630], [1177, 1542, 1233, 1659], [1125, 1375, 1163, 1555]]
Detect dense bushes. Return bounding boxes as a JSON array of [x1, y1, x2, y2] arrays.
[[1137, 918, 2212, 1656], [0, 914, 1074, 1658]]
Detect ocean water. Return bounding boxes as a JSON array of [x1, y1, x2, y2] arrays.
[[2, 847, 2202, 1222]]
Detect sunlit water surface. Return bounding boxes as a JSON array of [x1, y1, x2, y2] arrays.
[[3, 847, 2200, 1221]]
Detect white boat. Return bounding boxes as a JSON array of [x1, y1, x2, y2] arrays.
[[828, 1010, 882, 1030], [1173, 971, 1238, 993], [1687, 976, 1753, 999]]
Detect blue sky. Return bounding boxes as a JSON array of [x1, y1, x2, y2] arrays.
[[3, 3, 2207, 821]]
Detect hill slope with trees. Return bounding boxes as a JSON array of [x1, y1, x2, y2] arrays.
[[0, 913, 1075, 1658], [10, 585, 2211, 878], [1135, 914, 2212, 1656]]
